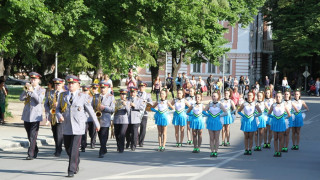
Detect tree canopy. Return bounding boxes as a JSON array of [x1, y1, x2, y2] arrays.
[[0, 0, 266, 81], [263, 0, 320, 76]]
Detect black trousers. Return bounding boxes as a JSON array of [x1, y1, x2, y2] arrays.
[[81, 122, 97, 149], [139, 116, 148, 145], [24, 121, 40, 158], [126, 124, 140, 148], [51, 122, 64, 155], [98, 127, 109, 155], [64, 135, 82, 173], [114, 124, 128, 152]]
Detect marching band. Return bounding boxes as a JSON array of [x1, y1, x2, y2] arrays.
[[19, 72, 310, 177]]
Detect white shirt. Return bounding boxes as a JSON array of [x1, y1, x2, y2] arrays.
[[282, 80, 288, 86], [316, 81, 320, 88]]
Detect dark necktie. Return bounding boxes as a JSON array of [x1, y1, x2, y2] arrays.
[[55, 91, 59, 99], [69, 93, 73, 104]]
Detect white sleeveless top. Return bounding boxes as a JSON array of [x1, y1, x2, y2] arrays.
[[256, 101, 265, 113], [284, 100, 292, 112], [187, 96, 196, 107], [243, 102, 256, 116], [292, 99, 302, 112], [221, 99, 231, 111], [158, 100, 168, 112], [265, 98, 274, 108], [272, 103, 285, 117], [193, 103, 203, 115], [175, 98, 185, 111], [209, 101, 221, 115]]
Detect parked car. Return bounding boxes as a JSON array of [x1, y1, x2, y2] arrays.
[[5, 76, 28, 85]]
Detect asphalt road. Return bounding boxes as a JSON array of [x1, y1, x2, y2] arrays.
[[1, 96, 320, 180]]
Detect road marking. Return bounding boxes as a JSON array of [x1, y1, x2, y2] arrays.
[[91, 150, 243, 180], [303, 113, 320, 125], [94, 173, 199, 179], [188, 151, 243, 180]]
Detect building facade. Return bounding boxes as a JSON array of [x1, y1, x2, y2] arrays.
[[137, 17, 273, 86]]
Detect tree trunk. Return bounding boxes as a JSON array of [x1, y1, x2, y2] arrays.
[[4, 57, 13, 78], [0, 52, 4, 76], [171, 48, 184, 91], [150, 54, 160, 92]]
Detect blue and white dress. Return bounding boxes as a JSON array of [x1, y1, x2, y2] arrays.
[[270, 103, 287, 132], [255, 101, 267, 128], [284, 100, 293, 128], [151, 100, 169, 126], [291, 99, 305, 127], [240, 102, 258, 132], [203, 101, 224, 131], [188, 103, 205, 130], [221, 99, 235, 124], [172, 98, 187, 126], [186, 96, 196, 122], [265, 98, 274, 125]]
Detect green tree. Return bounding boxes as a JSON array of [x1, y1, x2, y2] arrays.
[[263, 0, 320, 78]]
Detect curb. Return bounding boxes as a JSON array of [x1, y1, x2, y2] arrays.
[[0, 138, 54, 152]]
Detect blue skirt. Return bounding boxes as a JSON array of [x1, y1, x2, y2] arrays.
[[154, 111, 169, 126], [223, 110, 234, 124], [266, 114, 273, 125], [240, 116, 258, 132], [284, 114, 293, 128], [206, 115, 223, 131], [292, 113, 304, 127], [257, 114, 267, 128], [189, 115, 205, 130], [270, 117, 287, 132], [172, 111, 187, 126]]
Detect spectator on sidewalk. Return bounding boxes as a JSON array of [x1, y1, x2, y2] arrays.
[[0, 80, 7, 124], [316, 78, 320, 97], [228, 75, 234, 89], [231, 86, 240, 107], [245, 76, 250, 87], [233, 77, 239, 90], [265, 76, 270, 87], [126, 70, 137, 95], [176, 73, 182, 89], [104, 74, 113, 94], [282, 77, 288, 92], [166, 73, 174, 99], [217, 77, 223, 93], [153, 76, 162, 101], [207, 75, 214, 96], [182, 72, 188, 87], [190, 75, 197, 89], [197, 76, 206, 96], [239, 76, 245, 94]]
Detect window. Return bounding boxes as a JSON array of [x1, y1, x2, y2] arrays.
[[219, 59, 231, 74], [146, 64, 151, 73], [207, 62, 216, 73], [193, 63, 201, 73]]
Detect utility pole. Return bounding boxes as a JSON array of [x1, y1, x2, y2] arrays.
[[55, 52, 58, 78]]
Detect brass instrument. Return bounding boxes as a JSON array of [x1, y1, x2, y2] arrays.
[[24, 83, 33, 105], [89, 89, 95, 97], [146, 103, 152, 112], [50, 91, 57, 126], [115, 99, 126, 114], [24, 83, 33, 92], [60, 93, 67, 113], [94, 95, 102, 118]]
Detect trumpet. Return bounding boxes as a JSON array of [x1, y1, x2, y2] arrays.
[[24, 83, 33, 91], [96, 111, 102, 118]]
